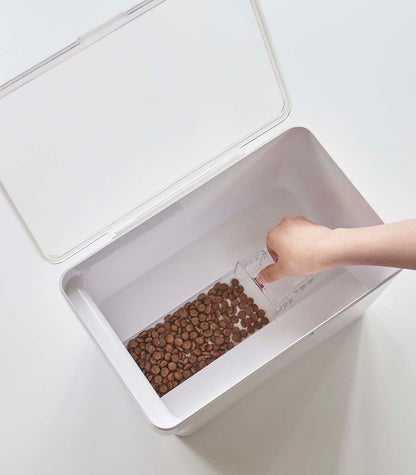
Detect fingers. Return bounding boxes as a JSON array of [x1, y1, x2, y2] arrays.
[[267, 245, 278, 262], [257, 262, 285, 284]]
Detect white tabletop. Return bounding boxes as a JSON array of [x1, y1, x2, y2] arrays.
[[1, 1, 416, 474]]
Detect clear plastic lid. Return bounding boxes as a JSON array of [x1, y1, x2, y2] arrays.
[[0, 0, 289, 262]]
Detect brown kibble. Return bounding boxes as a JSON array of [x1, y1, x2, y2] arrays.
[[158, 338, 166, 347], [136, 280, 265, 396], [168, 362, 177, 371], [232, 333, 242, 343], [183, 341, 192, 351], [130, 351, 139, 361], [174, 337, 183, 347]]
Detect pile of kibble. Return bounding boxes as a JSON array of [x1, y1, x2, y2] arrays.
[[127, 279, 269, 397]]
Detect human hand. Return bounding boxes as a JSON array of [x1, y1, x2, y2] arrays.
[[257, 216, 334, 283]]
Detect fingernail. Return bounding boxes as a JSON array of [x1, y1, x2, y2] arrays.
[[257, 272, 266, 284]]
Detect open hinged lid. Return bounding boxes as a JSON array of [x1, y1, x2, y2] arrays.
[[0, 0, 289, 262]]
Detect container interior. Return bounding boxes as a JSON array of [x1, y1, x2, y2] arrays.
[[63, 127, 397, 421]]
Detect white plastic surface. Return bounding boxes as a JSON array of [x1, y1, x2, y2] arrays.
[[63, 128, 398, 432], [0, 0, 288, 261]]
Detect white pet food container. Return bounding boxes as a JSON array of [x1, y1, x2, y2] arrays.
[[0, 0, 399, 436]]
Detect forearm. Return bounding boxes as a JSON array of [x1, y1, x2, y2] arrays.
[[324, 219, 416, 270]]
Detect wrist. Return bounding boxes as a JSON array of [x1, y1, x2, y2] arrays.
[[319, 227, 351, 270]]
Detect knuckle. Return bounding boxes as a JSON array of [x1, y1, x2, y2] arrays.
[[266, 228, 275, 241], [262, 266, 273, 281]]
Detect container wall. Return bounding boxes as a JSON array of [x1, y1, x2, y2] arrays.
[[63, 127, 398, 428]]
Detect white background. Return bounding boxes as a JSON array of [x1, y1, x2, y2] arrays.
[[1, 0, 416, 474]]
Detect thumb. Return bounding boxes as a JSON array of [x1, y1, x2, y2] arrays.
[[257, 262, 285, 284]]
